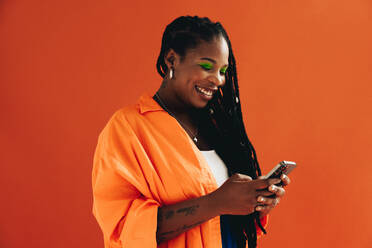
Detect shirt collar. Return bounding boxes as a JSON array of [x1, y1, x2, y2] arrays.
[[137, 93, 164, 114]]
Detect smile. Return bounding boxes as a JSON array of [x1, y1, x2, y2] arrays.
[[195, 85, 215, 97]]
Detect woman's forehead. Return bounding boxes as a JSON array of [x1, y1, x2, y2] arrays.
[[185, 37, 229, 64]]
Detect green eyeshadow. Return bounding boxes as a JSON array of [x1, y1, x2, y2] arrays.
[[199, 62, 213, 70], [199, 62, 228, 74], [220, 67, 228, 74]]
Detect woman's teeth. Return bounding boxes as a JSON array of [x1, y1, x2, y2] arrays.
[[195, 86, 213, 96]]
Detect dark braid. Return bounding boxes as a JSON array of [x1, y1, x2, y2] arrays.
[[156, 16, 265, 248]]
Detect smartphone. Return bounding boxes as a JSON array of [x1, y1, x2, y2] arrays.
[[263, 161, 297, 182]]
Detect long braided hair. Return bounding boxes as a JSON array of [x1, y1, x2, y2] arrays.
[[156, 16, 266, 248]]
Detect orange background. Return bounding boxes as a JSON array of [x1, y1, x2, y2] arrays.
[[1, 0, 371, 247]]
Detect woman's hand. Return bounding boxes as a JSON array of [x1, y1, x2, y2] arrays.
[[210, 173, 282, 216], [155, 173, 290, 243], [255, 174, 291, 218]]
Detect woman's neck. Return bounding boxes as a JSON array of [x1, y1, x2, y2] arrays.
[[155, 86, 214, 151], [155, 86, 199, 127]]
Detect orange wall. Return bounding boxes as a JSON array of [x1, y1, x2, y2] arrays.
[[1, 0, 371, 247]]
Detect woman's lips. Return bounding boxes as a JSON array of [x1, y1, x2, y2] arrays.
[[195, 85, 216, 98]]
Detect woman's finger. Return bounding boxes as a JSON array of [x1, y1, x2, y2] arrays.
[[253, 178, 281, 190], [255, 205, 269, 211], [255, 203, 276, 211], [268, 185, 285, 197], [280, 174, 291, 186], [257, 196, 280, 206], [271, 198, 280, 206], [256, 189, 277, 197]]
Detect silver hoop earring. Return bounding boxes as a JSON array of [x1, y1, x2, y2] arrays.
[[169, 68, 173, 79]]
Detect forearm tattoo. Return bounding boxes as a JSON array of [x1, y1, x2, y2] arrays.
[[165, 210, 175, 219], [158, 205, 199, 222], [157, 205, 202, 243], [176, 205, 199, 216], [157, 220, 205, 243]]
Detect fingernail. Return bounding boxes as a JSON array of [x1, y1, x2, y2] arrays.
[[257, 196, 264, 202], [269, 185, 276, 191]]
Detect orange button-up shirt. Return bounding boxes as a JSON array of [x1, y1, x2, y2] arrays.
[[92, 93, 267, 248]]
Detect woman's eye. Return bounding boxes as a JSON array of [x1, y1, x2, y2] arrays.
[[199, 63, 213, 70], [220, 67, 228, 75]]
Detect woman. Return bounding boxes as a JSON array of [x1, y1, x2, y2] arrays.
[[92, 16, 290, 248]]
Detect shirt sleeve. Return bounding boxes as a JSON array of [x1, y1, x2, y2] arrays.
[[92, 111, 160, 248]]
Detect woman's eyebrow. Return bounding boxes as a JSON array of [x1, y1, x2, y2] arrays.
[[200, 57, 216, 63], [200, 57, 228, 67]]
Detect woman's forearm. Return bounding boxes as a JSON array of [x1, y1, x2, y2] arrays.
[[156, 192, 220, 244], [156, 174, 281, 243]]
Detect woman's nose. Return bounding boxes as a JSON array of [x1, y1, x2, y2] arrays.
[[208, 73, 225, 87]]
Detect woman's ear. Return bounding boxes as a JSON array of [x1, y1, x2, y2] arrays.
[[164, 49, 179, 70]]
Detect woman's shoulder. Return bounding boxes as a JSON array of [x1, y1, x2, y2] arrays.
[[111, 93, 159, 120], [103, 92, 163, 130], [111, 104, 140, 122], [96, 104, 143, 150]]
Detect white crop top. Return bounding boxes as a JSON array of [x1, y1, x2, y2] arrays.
[[200, 150, 229, 187]]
